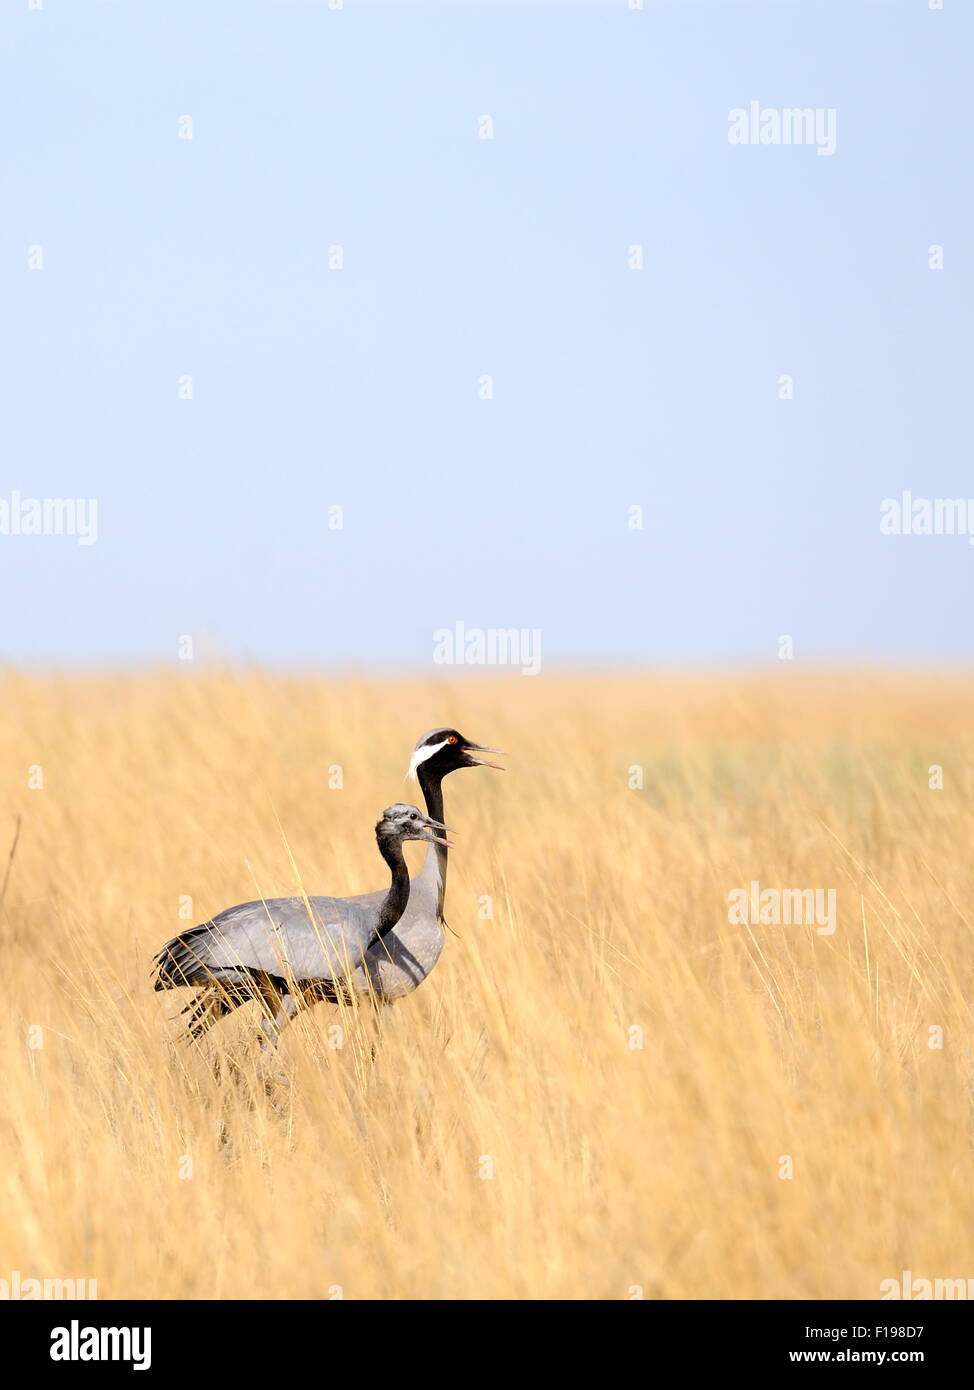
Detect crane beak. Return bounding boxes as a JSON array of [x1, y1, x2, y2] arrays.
[[421, 814, 453, 847], [465, 742, 507, 771]]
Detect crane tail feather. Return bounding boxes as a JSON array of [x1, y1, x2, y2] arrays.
[[178, 987, 234, 1042], [153, 926, 257, 1041]]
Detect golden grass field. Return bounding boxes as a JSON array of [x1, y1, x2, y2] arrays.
[[0, 668, 972, 1300]]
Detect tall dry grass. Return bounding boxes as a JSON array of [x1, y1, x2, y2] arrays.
[[0, 668, 972, 1299]]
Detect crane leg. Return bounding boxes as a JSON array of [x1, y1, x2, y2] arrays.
[[258, 990, 298, 1054]]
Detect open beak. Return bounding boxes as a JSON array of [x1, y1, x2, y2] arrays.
[[423, 814, 454, 847], [465, 741, 507, 771]]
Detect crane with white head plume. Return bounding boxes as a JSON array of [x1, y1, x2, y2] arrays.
[[152, 729, 505, 1048], [349, 728, 505, 1000]]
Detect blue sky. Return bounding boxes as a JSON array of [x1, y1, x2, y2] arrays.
[[1, 0, 969, 667]]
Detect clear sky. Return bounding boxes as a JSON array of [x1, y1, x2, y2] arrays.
[[1, 0, 969, 668]]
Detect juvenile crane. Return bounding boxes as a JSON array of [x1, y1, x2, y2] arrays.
[[153, 803, 450, 1049], [159, 728, 505, 1044]]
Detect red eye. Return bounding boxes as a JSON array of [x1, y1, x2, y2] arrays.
[[448, 735, 457, 744]]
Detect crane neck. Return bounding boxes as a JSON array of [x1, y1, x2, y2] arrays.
[[374, 835, 412, 939], [417, 765, 448, 915]]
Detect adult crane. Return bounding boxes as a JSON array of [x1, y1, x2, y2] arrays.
[[348, 727, 505, 1001], [153, 803, 451, 1049]]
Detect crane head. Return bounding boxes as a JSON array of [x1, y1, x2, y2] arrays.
[[406, 728, 507, 781], [376, 803, 454, 848]]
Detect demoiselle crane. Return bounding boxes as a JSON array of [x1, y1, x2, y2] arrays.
[[348, 728, 505, 1000], [152, 803, 451, 1048]]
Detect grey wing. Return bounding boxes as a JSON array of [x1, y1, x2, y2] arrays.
[[340, 885, 387, 912], [179, 895, 378, 984]]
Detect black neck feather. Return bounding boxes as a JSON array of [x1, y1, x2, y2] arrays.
[[418, 763, 448, 911], [375, 834, 411, 938]]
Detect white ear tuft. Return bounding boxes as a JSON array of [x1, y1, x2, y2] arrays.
[[406, 738, 450, 782]]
